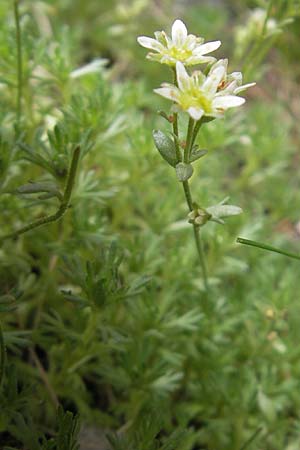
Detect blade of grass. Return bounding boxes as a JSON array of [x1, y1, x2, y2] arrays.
[[237, 237, 300, 261]]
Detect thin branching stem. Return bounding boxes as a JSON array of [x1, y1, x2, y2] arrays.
[[14, 0, 23, 134], [0, 146, 81, 242], [29, 348, 59, 408], [170, 68, 208, 290], [181, 179, 209, 291], [184, 117, 194, 163], [173, 112, 181, 162], [182, 119, 209, 291], [237, 237, 300, 261], [193, 225, 209, 290], [243, 0, 274, 79], [0, 320, 5, 387], [182, 180, 193, 211], [239, 427, 262, 450]]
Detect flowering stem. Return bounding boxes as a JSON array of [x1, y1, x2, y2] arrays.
[[182, 181, 193, 211], [184, 117, 194, 163], [193, 225, 209, 290], [170, 68, 208, 289], [191, 119, 202, 148], [182, 180, 209, 291], [262, 0, 274, 36], [243, 0, 274, 79], [173, 113, 182, 162], [182, 118, 209, 291], [14, 0, 23, 135], [237, 237, 300, 261], [0, 146, 81, 242]]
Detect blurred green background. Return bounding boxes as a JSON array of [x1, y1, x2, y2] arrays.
[[1, 1, 300, 449]]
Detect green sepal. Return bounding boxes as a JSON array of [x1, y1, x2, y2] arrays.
[[152, 130, 177, 167], [175, 163, 193, 182], [157, 110, 171, 122], [201, 116, 216, 124]]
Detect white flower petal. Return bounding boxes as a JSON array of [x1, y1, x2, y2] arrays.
[[154, 86, 179, 101], [209, 58, 227, 73], [171, 19, 188, 46], [137, 36, 164, 52], [176, 62, 190, 91], [187, 107, 204, 121], [229, 71, 242, 83], [234, 82, 256, 94], [202, 66, 225, 94], [195, 40, 221, 55], [185, 35, 197, 50], [185, 55, 216, 66], [213, 95, 245, 109]]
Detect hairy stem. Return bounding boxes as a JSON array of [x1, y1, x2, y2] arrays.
[[1, 146, 81, 241], [14, 0, 23, 134]]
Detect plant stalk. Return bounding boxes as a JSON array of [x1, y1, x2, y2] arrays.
[[1, 146, 81, 242], [182, 179, 209, 291], [171, 69, 208, 290]]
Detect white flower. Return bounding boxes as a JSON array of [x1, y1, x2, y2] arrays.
[[70, 59, 108, 79], [235, 8, 279, 53], [154, 61, 249, 121], [250, 8, 277, 33], [209, 59, 256, 95], [137, 19, 221, 66]]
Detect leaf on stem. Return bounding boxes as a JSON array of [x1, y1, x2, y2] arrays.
[[175, 162, 193, 181], [152, 130, 178, 167]]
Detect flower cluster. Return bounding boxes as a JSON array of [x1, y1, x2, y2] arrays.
[[138, 19, 255, 120], [137, 19, 221, 67]]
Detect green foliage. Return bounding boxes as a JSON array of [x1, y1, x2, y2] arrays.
[[1, 1, 300, 450]]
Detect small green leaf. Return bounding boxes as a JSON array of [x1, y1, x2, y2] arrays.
[[206, 204, 242, 224], [189, 145, 207, 163], [152, 130, 177, 167], [175, 162, 193, 182]]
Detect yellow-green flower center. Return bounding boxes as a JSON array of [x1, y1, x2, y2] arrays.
[[166, 46, 193, 61], [179, 88, 212, 113]]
